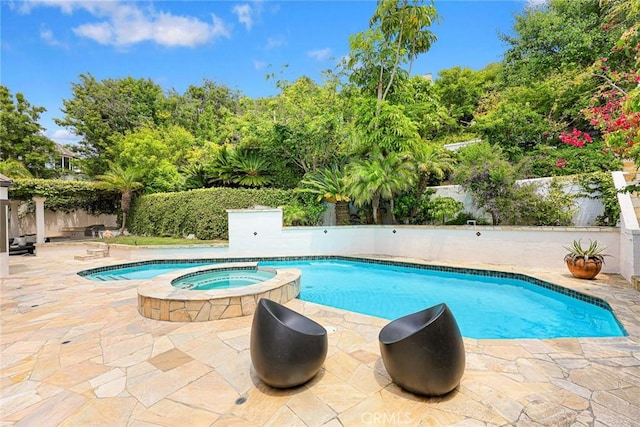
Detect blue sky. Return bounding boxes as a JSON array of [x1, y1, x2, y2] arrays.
[[1, 0, 534, 145]]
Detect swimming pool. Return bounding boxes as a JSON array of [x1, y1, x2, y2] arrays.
[[80, 257, 626, 339]]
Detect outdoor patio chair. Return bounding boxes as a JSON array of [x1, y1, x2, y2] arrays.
[[250, 298, 328, 388], [379, 303, 465, 396]]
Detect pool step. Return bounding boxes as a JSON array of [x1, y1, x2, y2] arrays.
[[74, 245, 109, 261]]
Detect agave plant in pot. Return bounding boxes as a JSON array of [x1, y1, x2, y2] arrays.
[[564, 239, 609, 279]]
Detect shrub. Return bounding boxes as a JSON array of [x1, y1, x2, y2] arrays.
[[574, 172, 620, 226], [8, 178, 119, 214], [127, 187, 297, 239]]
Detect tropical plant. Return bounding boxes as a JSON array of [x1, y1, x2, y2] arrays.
[[96, 164, 144, 233], [282, 197, 325, 226], [207, 144, 237, 187], [182, 163, 210, 190], [297, 166, 351, 224], [409, 143, 455, 216], [345, 151, 416, 224], [231, 150, 273, 188]]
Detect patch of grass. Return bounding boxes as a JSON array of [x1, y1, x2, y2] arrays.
[[92, 235, 227, 246]]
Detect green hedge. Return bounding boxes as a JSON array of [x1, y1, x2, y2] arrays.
[[8, 178, 120, 215], [127, 187, 296, 240]]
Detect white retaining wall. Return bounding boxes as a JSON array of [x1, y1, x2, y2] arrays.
[[226, 208, 624, 278], [613, 171, 640, 281], [432, 177, 606, 227]]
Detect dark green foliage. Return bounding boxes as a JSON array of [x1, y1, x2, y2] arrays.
[[500, 0, 620, 86], [282, 194, 325, 226], [55, 73, 166, 176], [8, 179, 120, 214], [445, 212, 489, 226], [0, 85, 57, 178], [127, 187, 296, 239], [500, 181, 576, 226], [519, 142, 622, 178], [574, 172, 620, 226]]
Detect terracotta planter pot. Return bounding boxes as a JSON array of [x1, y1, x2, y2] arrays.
[[566, 258, 603, 279]]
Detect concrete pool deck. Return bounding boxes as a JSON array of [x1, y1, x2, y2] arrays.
[[1, 254, 639, 426]]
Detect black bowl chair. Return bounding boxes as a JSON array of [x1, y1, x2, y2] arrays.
[[379, 303, 465, 396], [250, 298, 328, 388]]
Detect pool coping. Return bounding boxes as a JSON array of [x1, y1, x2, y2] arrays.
[[136, 262, 301, 322]]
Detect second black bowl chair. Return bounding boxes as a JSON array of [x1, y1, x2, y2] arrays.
[[379, 303, 465, 396]]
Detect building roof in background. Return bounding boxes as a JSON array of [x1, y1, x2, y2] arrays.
[[0, 174, 13, 187], [56, 144, 76, 158]]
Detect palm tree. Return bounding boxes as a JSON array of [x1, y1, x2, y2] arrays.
[[96, 164, 144, 233], [345, 151, 416, 224], [231, 150, 272, 187], [409, 144, 455, 217], [206, 145, 236, 187], [182, 163, 210, 190], [297, 166, 351, 224]]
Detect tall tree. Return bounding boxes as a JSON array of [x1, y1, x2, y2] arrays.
[[434, 66, 496, 130], [110, 125, 191, 193], [0, 85, 56, 177], [262, 76, 346, 174], [500, 0, 623, 86], [347, 0, 439, 103], [55, 74, 164, 176], [163, 79, 241, 144]]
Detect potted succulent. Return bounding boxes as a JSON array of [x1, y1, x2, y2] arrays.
[[564, 239, 609, 279]]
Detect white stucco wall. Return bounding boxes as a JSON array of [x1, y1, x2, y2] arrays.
[[226, 209, 623, 277], [432, 176, 606, 227]]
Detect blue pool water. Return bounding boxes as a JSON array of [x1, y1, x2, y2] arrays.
[[172, 268, 276, 291], [88, 262, 210, 281], [81, 258, 626, 339]]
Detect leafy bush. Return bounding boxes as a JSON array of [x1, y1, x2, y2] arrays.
[[500, 180, 576, 226], [393, 189, 435, 224], [282, 195, 325, 226], [8, 178, 119, 214], [574, 172, 620, 226], [445, 211, 490, 225], [428, 196, 463, 225], [520, 142, 621, 178], [127, 187, 297, 239]]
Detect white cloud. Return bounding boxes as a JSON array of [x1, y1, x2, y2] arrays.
[[40, 25, 67, 48], [253, 60, 267, 70], [266, 36, 284, 49], [14, 0, 76, 15], [233, 4, 253, 30], [308, 48, 332, 61], [526, 0, 548, 8], [49, 128, 80, 144], [232, 1, 264, 30], [18, 1, 232, 48]]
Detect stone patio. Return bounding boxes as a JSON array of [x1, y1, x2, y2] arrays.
[[1, 254, 639, 426]]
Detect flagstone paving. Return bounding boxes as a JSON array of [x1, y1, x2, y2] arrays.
[[1, 254, 639, 426]]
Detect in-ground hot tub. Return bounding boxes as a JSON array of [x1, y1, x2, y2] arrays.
[[137, 262, 301, 322], [172, 267, 276, 290]]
